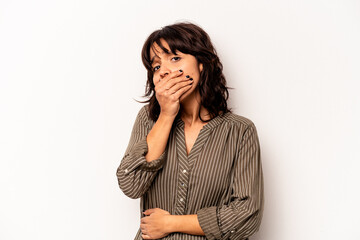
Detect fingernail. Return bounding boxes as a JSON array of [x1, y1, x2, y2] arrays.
[[179, 69, 183, 72], [190, 78, 193, 81], [186, 75, 190, 78]]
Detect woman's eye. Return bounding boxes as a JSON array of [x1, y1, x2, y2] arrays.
[[152, 57, 181, 72], [153, 66, 160, 72]]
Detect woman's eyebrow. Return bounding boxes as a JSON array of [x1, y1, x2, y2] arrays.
[[150, 52, 177, 64], [150, 55, 160, 64]]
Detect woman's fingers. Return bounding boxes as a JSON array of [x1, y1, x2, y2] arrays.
[[164, 74, 190, 90], [155, 74, 192, 99], [168, 79, 193, 94], [164, 78, 189, 90], [154, 70, 193, 117], [156, 70, 183, 86], [172, 83, 193, 99], [140, 223, 149, 236], [154, 72, 184, 94]]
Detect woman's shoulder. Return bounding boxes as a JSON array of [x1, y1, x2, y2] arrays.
[[222, 111, 257, 130], [221, 112, 260, 142], [134, 104, 154, 127], [135, 104, 150, 121]]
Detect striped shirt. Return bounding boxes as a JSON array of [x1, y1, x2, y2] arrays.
[[116, 104, 264, 240]]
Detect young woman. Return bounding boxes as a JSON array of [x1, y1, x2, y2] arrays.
[[116, 21, 264, 240]]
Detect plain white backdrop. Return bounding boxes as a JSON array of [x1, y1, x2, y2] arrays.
[[1, 0, 359, 239]]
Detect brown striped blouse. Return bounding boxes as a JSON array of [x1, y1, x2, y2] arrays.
[[116, 104, 264, 240]]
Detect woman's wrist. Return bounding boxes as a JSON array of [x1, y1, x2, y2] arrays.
[[158, 111, 177, 122], [165, 215, 177, 233], [164, 214, 205, 235]]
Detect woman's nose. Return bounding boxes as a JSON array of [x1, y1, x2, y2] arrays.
[[160, 72, 169, 80], [159, 65, 171, 79]]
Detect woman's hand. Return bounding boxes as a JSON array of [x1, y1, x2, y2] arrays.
[[140, 208, 173, 239], [154, 70, 193, 118]]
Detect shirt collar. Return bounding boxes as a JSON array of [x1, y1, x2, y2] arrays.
[[174, 111, 230, 130]]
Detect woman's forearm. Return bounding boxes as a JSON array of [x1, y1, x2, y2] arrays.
[[145, 113, 175, 162], [168, 214, 205, 236]]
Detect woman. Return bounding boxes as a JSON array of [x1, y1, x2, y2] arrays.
[[116, 21, 264, 240]]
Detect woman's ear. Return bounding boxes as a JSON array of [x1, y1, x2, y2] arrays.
[[199, 62, 203, 73]]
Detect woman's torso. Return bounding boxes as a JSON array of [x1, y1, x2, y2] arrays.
[[134, 107, 253, 239]]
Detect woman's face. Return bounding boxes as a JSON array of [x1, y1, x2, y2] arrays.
[[149, 38, 203, 102]]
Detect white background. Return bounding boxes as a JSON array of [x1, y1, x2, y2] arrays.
[[1, 0, 359, 239]]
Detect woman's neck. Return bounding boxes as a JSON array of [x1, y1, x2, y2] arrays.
[[179, 90, 210, 126]]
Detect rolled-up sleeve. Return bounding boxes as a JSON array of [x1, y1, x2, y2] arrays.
[[197, 123, 264, 240], [116, 106, 167, 199]]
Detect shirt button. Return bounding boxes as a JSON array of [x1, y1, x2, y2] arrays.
[[124, 169, 128, 173], [180, 198, 184, 202], [181, 182, 185, 186], [230, 230, 235, 233], [182, 169, 187, 173]]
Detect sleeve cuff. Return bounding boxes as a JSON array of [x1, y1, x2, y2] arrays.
[[197, 206, 222, 240], [125, 135, 167, 172]]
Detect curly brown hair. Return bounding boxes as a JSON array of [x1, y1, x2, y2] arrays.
[[137, 21, 232, 122]]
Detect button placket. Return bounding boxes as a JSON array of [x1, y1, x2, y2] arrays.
[[175, 116, 214, 215], [175, 164, 189, 214]]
